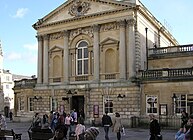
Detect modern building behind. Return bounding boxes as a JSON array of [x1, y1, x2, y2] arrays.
[[13, 0, 193, 127]]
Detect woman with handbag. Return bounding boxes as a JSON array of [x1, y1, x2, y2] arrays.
[[112, 112, 122, 140]]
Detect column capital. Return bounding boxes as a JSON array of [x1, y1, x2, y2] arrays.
[[63, 30, 70, 37], [127, 19, 136, 26], [43, 34, 50, 40], [93, 24, 100, 32], [36, 35, 43, 41], [118, 20, 126, 28]]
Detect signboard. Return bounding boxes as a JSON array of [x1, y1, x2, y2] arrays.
[[93, 105, 99, 118]]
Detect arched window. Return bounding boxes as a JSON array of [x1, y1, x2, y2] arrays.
[[76, 41, 88, 75]]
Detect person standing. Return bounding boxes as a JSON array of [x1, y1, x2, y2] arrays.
[[75, 120, 85, 140], [112, 112, 122, 140], [9, 111, 13, 121], [32, 113, 41, 128], [189, 114, 193, 140], [181, 110, 189, 128], [49, 124, 68, 140], [102, 111, 113, 140], [0, 114, 7, 130], [149, 114, 161, 140], [65, 113, 73, 133]]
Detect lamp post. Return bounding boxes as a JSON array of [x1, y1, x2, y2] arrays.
[[145, 27, 148, 70], [172, 93, 177, 115]]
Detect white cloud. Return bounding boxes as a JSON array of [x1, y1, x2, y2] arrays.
[[23, 43, 38, 51], [6, 52, 21, 60], [13, 8, 28, 18]]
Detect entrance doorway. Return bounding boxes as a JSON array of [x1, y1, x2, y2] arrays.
[[4, 106, 9, 118], [71, 96, 84, 118]]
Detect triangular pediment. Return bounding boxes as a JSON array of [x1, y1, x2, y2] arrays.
[[100, 37, 119, 45], [33, 0, 134, 28], [49, 45, 63, 52]]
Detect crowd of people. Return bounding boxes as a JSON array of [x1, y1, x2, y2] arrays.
[[30, 109, 99, 140], [1, 109, 193, 140], [174, 110, 193, 140]]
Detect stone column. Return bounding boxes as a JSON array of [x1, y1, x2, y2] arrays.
[[127, 19, 136, 78], [93, 25, 100, 82], [43, 34, 49, 84], [36, 35, 43, 84], [63, 30, 69, 84], [119, 20, 126, 80]]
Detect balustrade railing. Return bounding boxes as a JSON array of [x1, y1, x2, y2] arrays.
[[14, 78, 37, 88], [149, 44, 193, 55], [140, 68, 193, 80]]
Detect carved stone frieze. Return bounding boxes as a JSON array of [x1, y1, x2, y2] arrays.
[[69, 27, 93, 41], [93, 24, 100, 32], [68, 0, 90, 17], [43, 34, 50, 40], [50, 32, 63, 40], [100, 22, 119, 32], [127, 19, 136, 26], [118, 20, 126, 28]]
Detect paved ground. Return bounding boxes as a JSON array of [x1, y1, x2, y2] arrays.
[[6, 121, 177, 140]]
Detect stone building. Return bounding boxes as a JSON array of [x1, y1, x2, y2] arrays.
[[14, 0, 191, 127]]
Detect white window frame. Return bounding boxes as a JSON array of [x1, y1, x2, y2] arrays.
[[175, 94, 187, 115], [76, 40, 89, 75], [50, 97, 58, 112], [28, 97, 34, 112], [103, 96, 113, 114], [146, 95, 158, 114]]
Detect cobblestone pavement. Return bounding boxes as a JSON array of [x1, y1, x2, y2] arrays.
[[6, 121, 177, 140]]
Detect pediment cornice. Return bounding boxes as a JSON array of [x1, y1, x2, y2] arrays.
[[33, 7, 131, 30]]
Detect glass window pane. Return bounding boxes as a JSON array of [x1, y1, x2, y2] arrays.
[[84, 48, 88, 58], [84, 60, 88, 74], [78, 60, 82, 75], [78, 49, 82, 59], [78, 41, 88, 47]]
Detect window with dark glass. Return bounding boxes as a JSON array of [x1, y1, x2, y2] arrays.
[[146, 95, 158, 114], [76, 41, 88, 75]]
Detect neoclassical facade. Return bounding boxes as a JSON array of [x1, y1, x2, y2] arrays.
[[14, 0, 191, 127]]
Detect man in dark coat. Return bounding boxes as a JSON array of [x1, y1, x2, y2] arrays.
[[149, 114, 161, 140], [102, 111, 113, 140]]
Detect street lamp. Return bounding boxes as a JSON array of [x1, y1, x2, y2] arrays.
[[172, 93, 177, 115]]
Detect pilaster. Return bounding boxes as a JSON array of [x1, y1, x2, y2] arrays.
[[93, 24, 100, 82], [63, 30, 69, 84], [36, 35, 43, 84], [43, 34, 49, 84], [118, 20, 126, 80]]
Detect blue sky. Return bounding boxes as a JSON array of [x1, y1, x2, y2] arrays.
[[0, 0, 192, 76]]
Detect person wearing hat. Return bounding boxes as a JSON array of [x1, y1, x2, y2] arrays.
[[49, 125, 68, 140], [84, 127, 99, 140]]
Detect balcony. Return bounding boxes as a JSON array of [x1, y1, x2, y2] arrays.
[[139, 68, 193, 81], [148, 44, 193, 59]]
